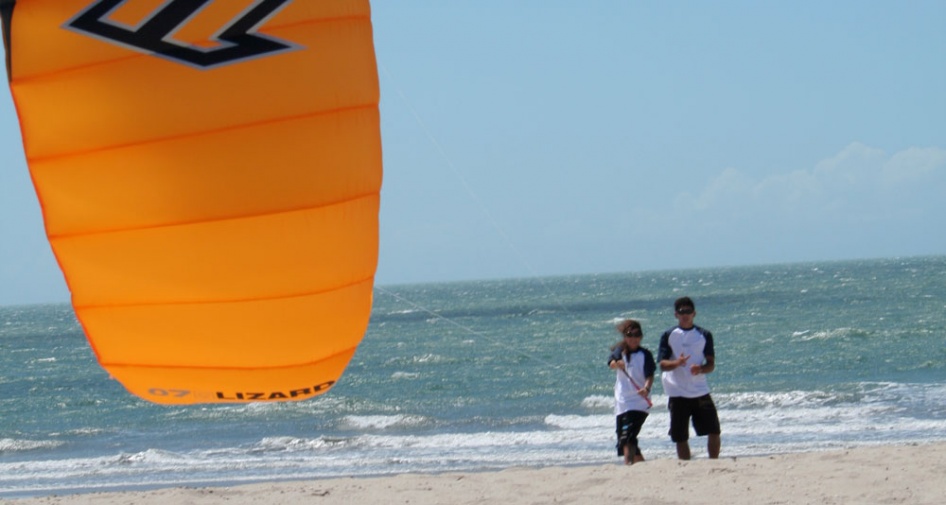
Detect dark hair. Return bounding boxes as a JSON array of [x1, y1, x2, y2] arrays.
[[616, 319, 642, 335], [611, 319, 643, 352], [674, 296, 695, 312]]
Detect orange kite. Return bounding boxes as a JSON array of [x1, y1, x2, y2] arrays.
[[1, 0, 382, 404]]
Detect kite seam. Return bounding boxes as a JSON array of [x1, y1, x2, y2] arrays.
[[46, 190, 380, 240], [98, 346, 359, 372], [27, 102, 379, 165], [71, 273, 376, 311]]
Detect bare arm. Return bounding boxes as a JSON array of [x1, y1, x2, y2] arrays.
[[659, 353, 689, 371], [690, 355, 715, 375]]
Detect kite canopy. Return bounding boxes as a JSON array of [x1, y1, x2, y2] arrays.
[[1, 0, 382, 404]]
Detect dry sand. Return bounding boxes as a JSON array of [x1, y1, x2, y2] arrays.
[[7, 442, 944, 504]]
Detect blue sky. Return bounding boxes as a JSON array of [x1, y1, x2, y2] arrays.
[[2, 1, 945, 306]]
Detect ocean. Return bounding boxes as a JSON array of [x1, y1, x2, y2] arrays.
[[2, 256, 945, 498]]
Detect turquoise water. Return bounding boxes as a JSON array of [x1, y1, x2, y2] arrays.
[[2, 256, 945, 497]]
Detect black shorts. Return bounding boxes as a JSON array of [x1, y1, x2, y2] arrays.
[[667, 394, 721, 442], [615, 410, 649, 456]]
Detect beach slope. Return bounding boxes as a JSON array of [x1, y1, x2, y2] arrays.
[[9, 442, 944, 505]]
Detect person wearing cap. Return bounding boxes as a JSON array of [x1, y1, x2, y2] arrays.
[[607, 319, 655, 465], [657, 296, 721, 460]]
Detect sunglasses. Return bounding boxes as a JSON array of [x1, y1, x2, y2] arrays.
[[676, 308, 695, 315], [624, 330, 643, 338]]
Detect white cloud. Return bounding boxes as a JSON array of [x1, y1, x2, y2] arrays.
[[677, 142, 946, 222], [685, 167, 751, 213], [753, 168, 824, 215], [882, 146, 946, 184], [811, 142, 886, 185]]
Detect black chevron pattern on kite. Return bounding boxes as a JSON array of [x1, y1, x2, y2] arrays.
[[67, 0, 296, 69]]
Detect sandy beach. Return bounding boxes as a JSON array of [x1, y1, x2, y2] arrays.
[[7, 442, 943, 505]]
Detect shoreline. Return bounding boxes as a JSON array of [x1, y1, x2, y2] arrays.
[[6, 441, 944, 504]]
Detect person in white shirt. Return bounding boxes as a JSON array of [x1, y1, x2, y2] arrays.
[[657, 297, 721, 460], [607, 319, 655, 464]]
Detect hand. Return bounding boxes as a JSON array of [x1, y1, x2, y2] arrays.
[[637, 387, 650, 398], [690, 364, 702, 375], [676, 353, 690, 367], [610, 360, 626, 370]]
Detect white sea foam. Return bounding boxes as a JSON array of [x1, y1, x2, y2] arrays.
[[341, 414, 430, 430], [580, 395, 612, 410], [544, 414, 610, 430], [411, 353, 448, 364], [800, 327, 860, 341], [390, 309, 420, 315], [0, 438, 63, 453], [717, 390, 844, 408], [256, 436, 347, 452], [391, 371, 420, 380]]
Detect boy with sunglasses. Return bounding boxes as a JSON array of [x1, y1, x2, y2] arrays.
[[657, 296, 721, 460]]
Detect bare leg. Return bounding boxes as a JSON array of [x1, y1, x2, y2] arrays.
[[675, 441, 691, 460], [623, 442, 647, 465], [708, 434, 721, 459]]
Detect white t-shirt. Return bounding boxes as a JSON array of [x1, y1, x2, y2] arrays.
[[657, 325, 714, 398], [611, 347, 655, 414]]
